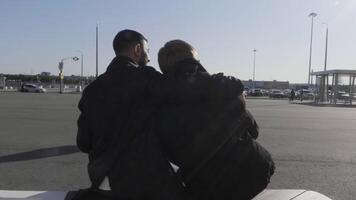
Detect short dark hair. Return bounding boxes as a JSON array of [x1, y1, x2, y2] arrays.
[[113, 29, 147, 55]]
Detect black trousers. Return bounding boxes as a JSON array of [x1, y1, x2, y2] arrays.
[[183, 137, 275, 200], [65, 188, 125, 200]]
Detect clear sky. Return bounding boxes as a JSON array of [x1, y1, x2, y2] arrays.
[[1, 0, 356, 83]]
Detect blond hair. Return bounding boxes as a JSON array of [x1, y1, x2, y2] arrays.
[[158, 40, 198, 74]]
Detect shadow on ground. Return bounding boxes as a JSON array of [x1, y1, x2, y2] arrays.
[[0, 145, 80, 163]]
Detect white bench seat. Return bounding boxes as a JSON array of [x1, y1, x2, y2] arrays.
[[253, 190, 332, 200], [0, 189, 332, 200]]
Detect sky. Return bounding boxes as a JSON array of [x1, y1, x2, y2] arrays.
[[1, 0, 356, 83]]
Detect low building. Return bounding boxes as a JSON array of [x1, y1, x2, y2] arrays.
[[289, 83, 309, 90], [242, 80, 289, 90], [40, 72, 51, 76]]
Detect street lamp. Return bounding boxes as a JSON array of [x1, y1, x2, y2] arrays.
[[76, 50, 84, 88], [322, 22, 329, 102], [58, 56, 79, 93], [96, 24, 99, 78], [253, 49, 257, 88], [322, 23, 328, 71], [308, 12, 317, 86]]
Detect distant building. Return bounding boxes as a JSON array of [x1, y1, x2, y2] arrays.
[[289, 83, 309, 90], [242, 80, 289, 90], [41, 72, 51, 76]]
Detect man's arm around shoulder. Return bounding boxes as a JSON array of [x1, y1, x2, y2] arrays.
[[76, 88, 92, 153]]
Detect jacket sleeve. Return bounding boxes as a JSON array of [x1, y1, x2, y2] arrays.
[[219, 75, 259, 139], [245, 109, 259, 139], [227, 76, 244, 96], [211, 73, 244, 97], [76, 93, 92, 153]]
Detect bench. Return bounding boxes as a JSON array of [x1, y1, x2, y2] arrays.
[[253, 190, 332, 200], [0, 189, 332, 200]]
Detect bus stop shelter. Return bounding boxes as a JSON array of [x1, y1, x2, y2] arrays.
[[311, 69, 356, 104]]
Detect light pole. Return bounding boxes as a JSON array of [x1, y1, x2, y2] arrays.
[[323, 23, 328, 71], [253, 49, 257, 88], [308, 12, 317, 86], [96, 24, 99, 78], [322, 22, 329, 101], [58, 56, 79, 93], [77, 50, 84, 88]]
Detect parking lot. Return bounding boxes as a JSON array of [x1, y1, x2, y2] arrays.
[[0, 92, 355, 200], [247, 99, 356, 200]]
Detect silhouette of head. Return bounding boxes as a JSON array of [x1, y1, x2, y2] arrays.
[[158, 40, 199, 74], [113, 29, 150, 66]]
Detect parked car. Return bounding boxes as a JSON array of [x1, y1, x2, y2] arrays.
[[282, 89, 291, 95], [341, 92, 356, 100], [303, 89, 314, 100], [269, 89, 286, 98], [261, 89, 270, 96], [296, 89, 314, 100], [19, 83, 46, 93], [337, 91, 350, 99], [249, 88, 263, 96], [328, 90, 344, 98]]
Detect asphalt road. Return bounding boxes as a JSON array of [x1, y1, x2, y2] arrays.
[[246, 99, 356, 200], [0, 92, 355, 199]]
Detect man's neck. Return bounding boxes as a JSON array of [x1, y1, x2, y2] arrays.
[[107, 56, 139, 72], [117, 54, 137, 64]]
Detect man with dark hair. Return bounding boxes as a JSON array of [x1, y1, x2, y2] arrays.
[[74, 30, 185, 200], [157, 40, 274, 200], [112, 29, 149, 66]]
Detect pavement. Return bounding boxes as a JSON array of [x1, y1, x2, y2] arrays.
[[0, 92, 88, 191], [0, 93, 355, 200], [247, 99, 356, 200]]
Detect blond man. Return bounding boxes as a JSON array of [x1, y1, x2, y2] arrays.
[[156, 40, 274, 200]]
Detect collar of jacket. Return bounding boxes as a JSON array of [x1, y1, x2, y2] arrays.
[[106, 56, 139, 72]]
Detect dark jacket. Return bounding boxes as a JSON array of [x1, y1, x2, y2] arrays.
[[77, 56, 185, 200], [157, 59, 274, 200]]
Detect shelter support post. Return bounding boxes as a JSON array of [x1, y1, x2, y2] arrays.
[[351, 75, 355, 105], [334, 74, 338, 104], [326, 75, 329, 102], [331, 74, 334, 104], [319, 75, 328, 102], [319, 76, 323, 102], [349, 75, 352, 104]]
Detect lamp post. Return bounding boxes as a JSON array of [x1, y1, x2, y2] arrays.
[[253, 49, 257, 88], [77, 50, 84, 88], [96, 24, 99, 78], [308, 12, 317, 86], [322, 22, 329, 101], [58, 56, 79, 93], [323, 23, 328, 71]]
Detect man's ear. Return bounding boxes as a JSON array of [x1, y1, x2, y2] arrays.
[[134, 43, 142, 57]]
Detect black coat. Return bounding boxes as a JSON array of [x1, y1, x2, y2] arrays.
[[77, 56, 185, 200], [157, 59, 274, 200]]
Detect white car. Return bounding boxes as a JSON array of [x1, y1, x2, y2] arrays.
[[19, 83, 46, 93]]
